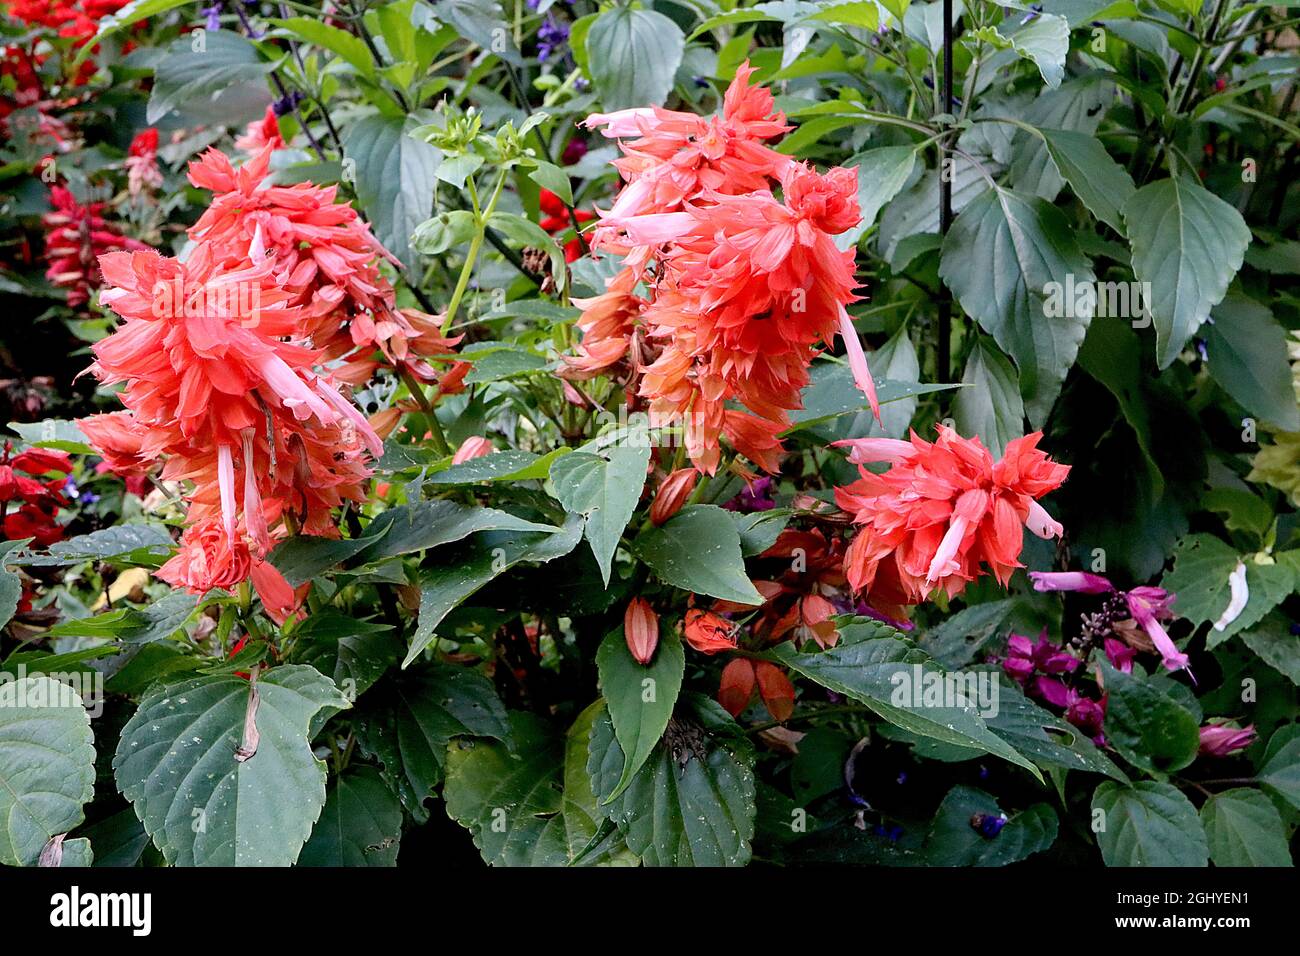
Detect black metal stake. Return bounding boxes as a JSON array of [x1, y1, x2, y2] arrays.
[[937, 0, 955, 383]]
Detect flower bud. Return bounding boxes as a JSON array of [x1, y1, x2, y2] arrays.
[[624, 597, 659, 664], [650, 468, 696, 525], [452, 435, 494, 464], [754, 661, 795, 722]]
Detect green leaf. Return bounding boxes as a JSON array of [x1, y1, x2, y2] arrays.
[[405, 516, 583, 666], [528, 160, 573, 207], [1009, 76, 1115, 202], [270, 17, 376, 77], [840, 146, 918, 246], [587, 695, 756, 866], [47, 589, 200, 645], [939, 186, 1095, 425], [1038, 127, 1136, 234], [425, 448, 568, 485], [355, 666, 509, 822], [1240, 612, 1300, 685], [1257, 725, 1300, 812], [298, 767, 403, 866], [76, 0, 197, 65], [953, 337, 1024, 457], [147, 32, 277, 124], [996, 13, 1071, 88], [562, 701, 637, 865], [443, 712, 568, 866], [9, 524, 174, 567], [985, 678, 1129, 780], [353, 499, 557, 564], [412, 209, 478, 254], [344, 114, 442, 270], [1160, 533, 1242, 627], [426, 0, 524, 65], [486, 212, 567, 291], [0, 677, 96, 866], [924, 785, 1058, 865], [1124, 175, 1251, 368], [550, 444, 651, 586], [8, 419, 94, 454], [1200, 788, 1292, 867], [769, 627, 1044, 779], [0, 567, 22, 630], [585, 6, 685, 111], [288, 611, 400, 701], [1100, 662, 1200, 774], [596, 627, 685, 802], [634, 505, 763, 605], [269, 529, 389, 587], [1091, 781, 1208, 866], [113, 666, 350, 866], [1204, 294, 1300, 430]]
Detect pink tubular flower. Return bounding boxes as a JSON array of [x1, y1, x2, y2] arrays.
[[1198, 723, 1256, 757], [834, 426, 1069, 605], [1028, 572, 1191, 675]]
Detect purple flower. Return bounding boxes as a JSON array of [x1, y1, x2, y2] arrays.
[[724, 476, 776, 513], [201, 2, 222, 31], [537, 15, 569, 62], [1002, 631, 1080, 685], [1029, 571, 1192, 676], [1103, 637, 1135, 673], [1199, 723, 1256, 757], [273, 90, 304, 117]]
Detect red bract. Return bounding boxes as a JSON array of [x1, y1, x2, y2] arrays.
[[42, 185, 147, 308], [537, 188, 594, 263], [570, 64, 879, 474], [683, 607, 738, 654], [623, 597, 659, 664], [718, 658, 756, 716], [649, 468, 696, 526], [834, 428, 1070, 605], [0, 442, 72, 546]]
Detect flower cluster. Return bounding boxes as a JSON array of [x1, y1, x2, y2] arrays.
[[566, 63, 880, 474], [79, 145, 453, 601], [42, 186, 148, 307], [0, 444, 72, 546], [834, 429, 1070, 609]]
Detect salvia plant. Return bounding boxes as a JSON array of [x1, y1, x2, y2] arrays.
[[0, 0, 1297, 871]]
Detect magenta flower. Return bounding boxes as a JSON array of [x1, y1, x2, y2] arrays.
[[1103, 637, 1135, 673], [1198, 723, 1256, 757], [1002, 631, 1081, 685], [1028, 571, 1191, 676]]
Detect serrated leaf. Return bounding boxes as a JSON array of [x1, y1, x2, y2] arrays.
[[299, 768, 403, 866], [924, 785, 1058, 865], [113, 666, 350, 866], [954, 337, 1024, 457], [1091, 781, 1208, 866], [1038, 127, 1135, 234], [939, 186, 1095, 425], [1160, 533, 1243, 627], [147, 32, 278, 124], [550, 445, 650, 586], [634, 505, 763, 605], [1204, 294, 1300, 430], [405, 516, 582, 666], [1124, 175, 1251, 368], [769, 628, 1044, 779], [1100, 662, 1200, 774], [1257, 725, 1300, 811], [596, 628, 684, 801], [10, 524, 174, 567], [344, 114, 441, 270], [562, 702, 637, 865], [355, 666, 509, 822], [587, 696, 756, 866], [1200, 788, 1292, 867], [585, 7, 685, 110], [352, 499, 558, 564], [443, 712, 568, 866], [985, 678, 1128, 780], [0, 677, 95, 866]]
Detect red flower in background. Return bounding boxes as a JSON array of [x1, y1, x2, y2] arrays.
[[0, 443, 73, 547], [41, 185, 147, 307], [538, 188, 593, 262], [126, 127, 162, 197]]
